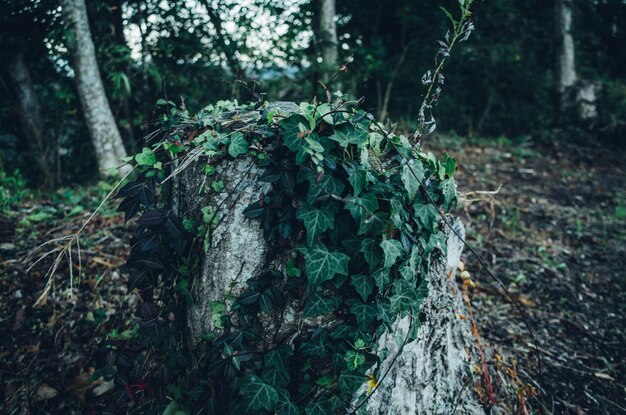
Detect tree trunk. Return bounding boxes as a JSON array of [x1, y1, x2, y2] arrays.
[[5, 52, 56, 188], [173, 103, 484, 414], [61, 0, 129, 176], [554, 0, 599, 125], [319, 0, 339, 84], [555, 0, 577, 98]]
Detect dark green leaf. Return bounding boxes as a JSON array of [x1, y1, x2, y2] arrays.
[[280, 114, 310, 151], [380, 238, 404, 268], [328, 125, 368, 147], [303, 293, 339, 318], [241, 377, 278, 412], [345, 194, 378, 221], [228, 132, 249, 158], [350, 301, 378, 328], [304, 244, 350, 286], [338, 371, 368, 394], [350, 274, 374, 301], [296, 206, 334, 246]]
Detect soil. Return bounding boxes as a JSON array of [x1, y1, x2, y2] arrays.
[[1, 136, 625, 414]]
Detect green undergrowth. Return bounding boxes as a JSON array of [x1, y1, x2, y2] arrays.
[[111, 98, 458, 414]]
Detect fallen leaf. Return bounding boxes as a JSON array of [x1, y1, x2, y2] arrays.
[[35, 384, 58, 401]]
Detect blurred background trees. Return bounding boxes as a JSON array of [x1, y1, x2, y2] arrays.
[[1, 0, 625, 188]]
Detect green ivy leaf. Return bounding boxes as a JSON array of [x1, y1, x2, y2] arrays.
[[304, 244, 350, 286], [279, 114, 310, 151], [228, 133, 249, 158], [372, 268, 390, 289], [344, 350, 366, 370], [135, 147, 157, 166], [345, 194, 378, 221], [350, 301, 378, 328], [241, 377, 278, 412], [328, 125, 368, 147], [441, 178, 457, 210], [348, 168, 367, 196], [338, 371, 368, 394], [262, 368, 289, 388], [305, 399, 333, 415], [401, 161, 425, 202], [350, 274, 374, 301], [444, 155, 457, 178], [380, 238, 404, 268], [300, 332, 332, 357], [296, 206, 334, 246], [413, 202, 439, 229], [303, 293, 339, 317], [360, 238, 381, 271], [389, 279, 419, 315], [390, 197, 408, 229], [275, 389, 299, 415]]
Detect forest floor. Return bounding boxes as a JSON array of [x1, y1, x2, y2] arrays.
[[1, 135, 625, 414], [434, 134, 626, 415]]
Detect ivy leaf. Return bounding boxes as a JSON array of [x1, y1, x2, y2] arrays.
[[444, 155, 457, 178], [303, 293, 339, 318], [389, 279, 420, 315], [350, 274, 374, 301], [135, 147, 157, 166], [262, 368, 289, 388], [296, 206, 334, 246], [358, 211, 388, 236], [390, 197, 408, 229], [275, 389, 299, 415], [241, 377, 278, 412], [401, 161, 424, 202], [305, 399, 333, 415], [413, 202, 439, 229], [350, 301, 378, 328], [372, 268, 390, 289], [348, 168, 367, 196], [228, 133, 249, 158], [279, 114, 310, 151], [380, 238, 404, 268], [441, 178, 457, 210], [345, 194, 378, 221], [338, 372, 368, 394], [344, 350, 366, 370], [328, 125, 368, 147], [300, 331, 332, 357], [360, 238, 382, 272], [305, 244, 350, 286]]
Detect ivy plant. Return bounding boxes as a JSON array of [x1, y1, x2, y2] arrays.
[[112, 97, 458, 414]]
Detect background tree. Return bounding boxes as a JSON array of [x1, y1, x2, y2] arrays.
[[61, 0, 129, 175]]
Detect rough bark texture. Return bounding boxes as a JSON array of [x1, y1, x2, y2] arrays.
[[176, 157, 271, 342], [319, 0, 339, 77], [62, 0, 129, 176], [363, 220, 484, 414], [6, 52, 55, 188], [174, 104, 484, 412]]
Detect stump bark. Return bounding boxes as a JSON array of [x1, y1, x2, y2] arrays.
[[172, 103, 485, 414]]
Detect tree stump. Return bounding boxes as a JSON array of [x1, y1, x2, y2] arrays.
[[169, 102, 484, 414]]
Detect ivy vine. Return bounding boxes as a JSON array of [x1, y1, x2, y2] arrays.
[[111, 98, 459, 414]]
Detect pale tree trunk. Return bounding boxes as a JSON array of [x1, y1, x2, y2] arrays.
[[61, 0, 130, 176], [174, 103, 485, 414], [319, 0, 339, 85], [555, 0, 577, 97], [6, 53, 56, 188], [554, 0, 599, 124]]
